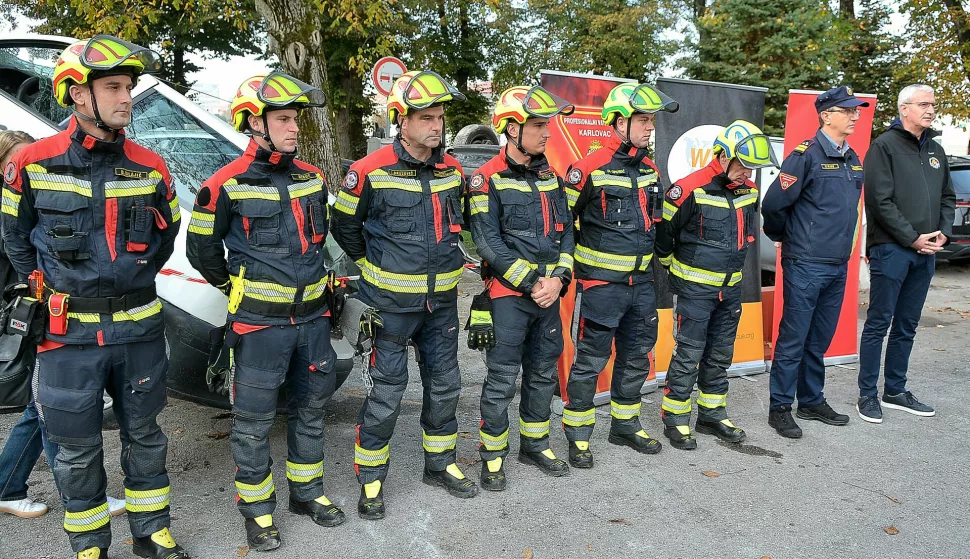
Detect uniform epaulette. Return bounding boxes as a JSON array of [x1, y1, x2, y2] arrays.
[[792, 139, 814, 155]]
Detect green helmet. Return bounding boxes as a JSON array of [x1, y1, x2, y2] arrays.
[[601, 83, 679, 125], [712, 120, 779, 170]]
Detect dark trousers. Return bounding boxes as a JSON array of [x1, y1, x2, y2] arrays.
[[479, 296, 563, 460], [859, 243, 935, 397], [563, 282, 658, 440], [36, 339, 170, 552], [662, 288, 742, 426], [769, 259, 847, 411], [229, 318, 337, 519], [354, 305, 461, 485], [0, 400, 59, 501]]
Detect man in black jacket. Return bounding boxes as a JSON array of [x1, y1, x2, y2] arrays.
[[857, 84, 955, 423]]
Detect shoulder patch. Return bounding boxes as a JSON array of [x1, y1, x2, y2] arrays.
[[196, 185, 212, 208], [470, 174, 486, 192], [3, 162, 16, 186], [793, 139, 814, 155], [343, 170, 359, 190], [668, 185, 682, 200], [567, 168, 583, 186], [779, 173, 798, 190]]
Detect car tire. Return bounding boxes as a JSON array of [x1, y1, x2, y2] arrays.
[[453, 124, 499, 146]]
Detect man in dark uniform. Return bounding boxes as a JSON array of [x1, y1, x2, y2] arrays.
[[469, 86, 575, 490], [1, 36, 188, 559], [762, 86, 868, 438]]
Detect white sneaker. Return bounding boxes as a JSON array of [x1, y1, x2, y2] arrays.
[[0, 497, 48, 518], [107, 496, 127, 517]]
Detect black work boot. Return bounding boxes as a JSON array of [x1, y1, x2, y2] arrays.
[[696, 418, 747, 443], [357, 481, 386, 520], [663, 425, 697, 450], [608, 430, 663, 454], [768, 409, 803, 438], [480, 457, 507, 491], [796, 400, 849, 426], [518, 448, 570, 477], [288, 496, 346, 527], [244, 516, 281, 552], [133, 527, 191, 558], [422, 465, 479, 498], [77, 548, 109, 559], [568, 441, 594, 468]]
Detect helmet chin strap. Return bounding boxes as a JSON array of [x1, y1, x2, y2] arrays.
[[505, 123, 540, 161], [74, 88, 118, 133], [614, 119, 649, 164], [260, 113, 280, 152]]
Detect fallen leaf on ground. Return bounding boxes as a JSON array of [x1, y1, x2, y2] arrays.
[[587, 544, 594, 551], [236, 546, 250, 557], [457, 456, 481, 466], [523, 548, 534, 559], [609, 518, 633, 525], [457, 431, 476, 439], [171, 428, 185, 435], [934, 348, 946, 351], [886, 495, 901, 504], [701, 470, 720, 478], [206, 431, 230, 440], [760, 556, 772, 559], [884, 526, 899, 535], [124, 539, 133, 545]]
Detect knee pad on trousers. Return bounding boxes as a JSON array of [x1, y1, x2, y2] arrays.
[[423, 365, 460, 427]]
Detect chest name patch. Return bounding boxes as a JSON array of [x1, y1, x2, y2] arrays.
[[115, 168, 149, 179], [820, 163, 840, 170], [291, 172, 316, 181], [389, 169, 417, 178]]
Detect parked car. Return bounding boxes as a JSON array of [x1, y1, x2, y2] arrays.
[[0, 34, 357, 409], [939, 155, 970, 263]]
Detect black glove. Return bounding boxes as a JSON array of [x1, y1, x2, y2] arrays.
[[206, 326, 234, 395], [465, 291, 495, 350]]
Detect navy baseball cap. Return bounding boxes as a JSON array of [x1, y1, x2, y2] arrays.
[[815, 86, 871, 113]]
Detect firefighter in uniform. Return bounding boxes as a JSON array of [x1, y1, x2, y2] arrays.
[[185, 73, 340, 550], [655, 120, 777, 450], [468, 86, 575, 490], [561, 83, 679, 467], [331, 71, 478, 520], [1, 36, 188, 558]]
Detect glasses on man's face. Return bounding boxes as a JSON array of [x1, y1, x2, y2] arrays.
[[904, 102, 937, 112], [827, 107, 862, 117]]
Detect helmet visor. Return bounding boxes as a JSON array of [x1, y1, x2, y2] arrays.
[[402, 71, 466, 112], [630, 84, 679, 114], [80, 35, 162, 74], [257, 72, 327, 108], [522, 86, 575, 120], [734, 134, 779, 169]]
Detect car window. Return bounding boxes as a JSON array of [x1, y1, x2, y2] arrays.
[[128, 90, 241, 208], [950, 167, 970, 198], [0, 45, 73, 127]]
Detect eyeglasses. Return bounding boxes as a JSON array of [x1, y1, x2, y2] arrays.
[[825, 107, 862, 117], [903, 102, 937, 111]]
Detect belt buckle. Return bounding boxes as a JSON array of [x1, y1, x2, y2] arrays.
[[113, 294, 128, 313]]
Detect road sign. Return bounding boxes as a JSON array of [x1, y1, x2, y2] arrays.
[[372, 57, 407, 97]]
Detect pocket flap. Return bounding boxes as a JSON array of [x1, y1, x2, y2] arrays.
[[383, 190, 422, 208], [237, 200, 282, 219], [498, 190, 531, 206], [37, 384, 100, 413], [34, 192, 89, 213], [129, 359, 166, 393]]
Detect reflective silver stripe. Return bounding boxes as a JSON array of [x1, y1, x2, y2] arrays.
[[636, 173, 658, 188], [369, 170, 422, 193], [104, 178, 158, 198], [697, 392, 727, 408], [564, 186, 580, 207], [519, 418, 550, 438], [693, 192, 729, 207], [361, 260, 429, 294], [504, 259, 532, 286], [224, 181, 281, 200], [562, 408, 595, 427], [26, 171, 93, 197], [590, 171, 631, 188], [334, 190, 359, 214], [610, 401, 640, 420], [662, 201, 678, 221], [492, 176, 531, 193], [188, 211, 215, 234], [469, 195, 489, 215], [430, 173, 461, 193], [422, 431, 458, 452], [734, 193, 758, 208], [303, 277, 329, 301], [479, 429, 508, 450], [434, 268, 463, 292], [354, 444, 389, 465], [575, 245, 637, 272], [286, 461, 324, 482], [536, 176, 559, 192], [662, 396, 691, 414], [288, 178, 324, 198]]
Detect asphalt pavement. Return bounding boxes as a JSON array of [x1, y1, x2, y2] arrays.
[[3, 263, 969, 558]]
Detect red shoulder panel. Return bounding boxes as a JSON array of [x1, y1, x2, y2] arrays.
[[124, 140, 173, 197], [5, 129, 73, 192], [468, 151, 510, 195], [199, 151, 256, 212]]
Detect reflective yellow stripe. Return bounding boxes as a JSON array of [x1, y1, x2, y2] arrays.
[[661, 396, 691, 414], [360, 260, 461, 294], [590, 170, 632, 188], [64, 502, 110, 533], [68, 312, 100, 323], [659, 254, 672, 267], [288, 178, 324, 199], [188, 210, 215, 235], [125, 486, 170, 513], [669, 257, 742, 287], [536, 176, 559, 192], [697, 392, 727, 409], [693, 192, 729, 208], [564, 186, 580, 209], [104, 178, 157, 198], [303, 276, 329, 302], [354, 444, 389, 467], [636, 173, 658, 188], [434, 268, 463, 292], [334, 190, 359, 214], [469, 194, 489, 216], [2, 189, 21, 217], [369, 170, 422, 193], [610, 400, 641, 420], [574, 245, 638, 272], [519, 418, 550, 439], [285, 461, 324, 483], [28, 174, 93, 197], [223, 178, 281, 201], [503, 258, 533, 287], [492, 176, 531, 193], [733, 193, 758, 208], [236, 474, 275, 503], [112, 299, 162, 322], [556, 252, 574, 272], [562, 408, 596, 427], [169, 197, 181, 222], [662, 200, 678, 221], [430, 174, 462, 193], [479, 429, 508, 451], [422, 431, 458, 453], [240, 278, 298, 303]]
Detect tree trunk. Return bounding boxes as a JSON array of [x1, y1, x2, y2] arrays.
[[172, 47, 188, 95], [254, 0, 343, 191], [335, 71, 368, 160], [456, 2, 470, 91], [693, 0, 709, 61], [941, 0, 970, 85], [839, 0, 854, 19]]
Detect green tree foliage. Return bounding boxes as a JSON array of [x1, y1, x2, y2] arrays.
[[902, 0, 970, 122], [9, 0, 263, 94]]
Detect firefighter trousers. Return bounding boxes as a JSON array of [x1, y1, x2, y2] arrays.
[[662, 289, 742, 427], [229, 318, 337, 519], [354, 305, 461, 485], [479, 296, 564, 461], [564, 281, 658, 441], [34, 338, 170, 553]]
